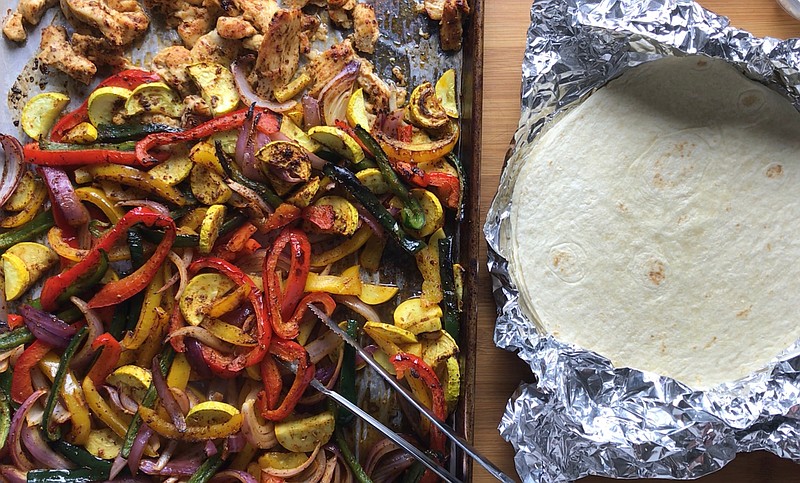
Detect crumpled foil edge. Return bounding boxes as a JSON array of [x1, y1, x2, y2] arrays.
[[484, 0, 800, 481]]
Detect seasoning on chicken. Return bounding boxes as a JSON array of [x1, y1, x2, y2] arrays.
[[352, 3, 378, 54], [424, 0, 444, 20], [307, 39, 356, 98], [232, 0, 278, 32], [61, 0, 149, 46], [37, 25, 96, 84], [2, 12, 26, 42], [358, 59, 405, 111], [216, 15, 256, 39], [191, 29, 241, 66], [249, 8, 302, 97], [151, 46, 196, 96], [439, 0, 469, 51], [71, 33, 133, 71]]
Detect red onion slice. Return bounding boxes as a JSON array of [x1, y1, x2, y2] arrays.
[[0, 135, 26, 208], [302, 95, 322, 129], [0, 465, 26, 483], [209, 470, 258, 483], [69, 297, 104, 370], [39, 165, 90, 227], [21, 424, 76, 469], [128, 424, 153, 475], [334, 295, 382, 323], [262, 444, 322, 478], [9, 389, 46, 471], [21, 304, 78, 348], [241, 397, 278, 449], [232, 58, 297, 113], [152, 355, 186, 432]]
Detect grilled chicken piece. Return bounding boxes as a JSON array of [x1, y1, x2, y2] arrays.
[[439, 0, 468, 51], [71, 33, 133, 70], [2, 12, 26, 41], [37, 26, 96, 84], [282, 0, 307, 6], [216, 15, 256, 39], [326, 0, 352, 8], [173, 2, 218, 47], [151, 46, 195, 95], [18, 0, 58, 24], [250, 8, 302, 96], [191, 29, 241, 66], [352, 3, 378, 54], [357, 59, 404, 112], [242, 33, 262, 51], [61, 0, 149, 46], [424, 0, 444, 20], [232, 0, 278, 32], [327, 7, 350, 29], [306, 39, 355, 97]]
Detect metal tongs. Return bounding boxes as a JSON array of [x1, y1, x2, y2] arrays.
[[308, 304, 516, 483]]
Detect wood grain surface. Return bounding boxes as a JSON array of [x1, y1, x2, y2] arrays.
[[475, 1, 800, 482]]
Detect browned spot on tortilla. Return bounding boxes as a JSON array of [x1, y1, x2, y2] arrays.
[[766, 164, 783, 178], [736, 306, 752, 319], [648, 260, 666, 286], [741, 94, 758, 107], [704, 336, 718, 349]]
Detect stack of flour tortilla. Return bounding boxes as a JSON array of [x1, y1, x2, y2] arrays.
[[509, 55, 800, 390]]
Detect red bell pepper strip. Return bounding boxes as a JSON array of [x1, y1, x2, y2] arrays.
[[185, 257, 271, 375], [136, 108, 280, 167], [264, 228, 311, 338], [50, 70, 162, 143], [40, 207, 176, 311], [7, 314, 23, 329], [262, 203, 302, 233], [11, 340, 52, 404], [426, 172, 460, 210], [259, 351, 283, 411], [390, 352, 447, 455], [25, 143, 143, 167], [86, 333, 122, 385], [257, 339, 314, 421]]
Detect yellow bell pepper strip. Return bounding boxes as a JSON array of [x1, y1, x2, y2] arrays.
[[74, 187, 124, 223], [374, 119, 459, 164], [86, 333, 122, 385], [47, 226, 130, 263], [83, 375, 133, 438], [258, 339, 314, 421], [40, 207, 176, 311], [136, 107, 280, 167], [166, 353, 191, 391], [120, 266, 165, 350], [85, 164, 189, 206], [137, 406, 243, 441], [264, 228, 311, 339], [390, 352, 446, 455], [305, 265, 363, 296], [38, 350, 92, 445], [310, 225, 373, 268], [186, 257, 271, 377], [202, 318, 258, 347], [0, 182, 47, 229], [415, 228, 446, 306], [49, 69, 162, 143]]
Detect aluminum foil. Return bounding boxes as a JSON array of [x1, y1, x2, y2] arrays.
[[484, 0, 800, 481]]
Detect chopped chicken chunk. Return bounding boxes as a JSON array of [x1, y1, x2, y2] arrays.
[[71, 33, 133, 71], [61, 0, 149, 46], [357, 59, 402, 112], [298, 12, 320, 54], [242, 33, 262, 51], [352, 3, 378, 54], [152, 46, 195, 95], [37, 25, 96, 84], [306, 39, 355, 97], [424, 0, 444, 20], [3, 12, 26, 42], [216, 15, 256, 39], [18, 0, 58, 25], [327, 0, 353, 8], [250, 8, 302, 97], [232, 0, 277, 32], [190, 29, 241, 66], [327, 7, 350, 29], [282, 0, 307, 6], [174, 0, 219, 47], [439, 0, 468, 51]]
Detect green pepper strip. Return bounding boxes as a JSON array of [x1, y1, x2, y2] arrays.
[[445, 153, 466, 222], [120, 346, 175, 458], [140, 212, 247, 248], [438, 236, 460, 343], [42, 326, 88, 441], [335, 427, 373, 483], [0, 210, 55, 253], [26, 468, 105, 483], [323, 163, 424, 254], [95, 123, 183, 143], [39, 139, 138, 152], [108, 300, 130, 340], [217, 142, 283, 208], [0, 383, 11, 452], [52, 441, 112, 476], [187, 451, 223, 483], [354, 126, 426, 231], [336, 319, 358, 426], [56, 250, 109, 306], [0, 327, 35, 351]]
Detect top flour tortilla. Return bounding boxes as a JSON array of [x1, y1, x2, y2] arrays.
[[509, 55, 800, 390]]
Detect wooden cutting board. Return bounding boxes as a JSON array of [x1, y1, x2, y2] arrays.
[[476, 1, 800, 482]]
